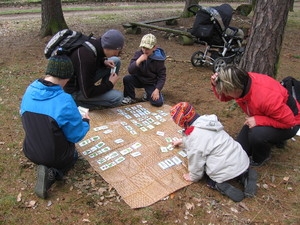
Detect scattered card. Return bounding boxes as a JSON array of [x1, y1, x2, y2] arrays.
[[158, 161, 168, 170]]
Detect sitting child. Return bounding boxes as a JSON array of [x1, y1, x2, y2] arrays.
[[170, 102, 257, 202]]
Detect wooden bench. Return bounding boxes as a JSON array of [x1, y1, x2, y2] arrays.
[[122, 16, 195, 45]]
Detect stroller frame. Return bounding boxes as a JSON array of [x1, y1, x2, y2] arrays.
[[188, 4, 245, 72]]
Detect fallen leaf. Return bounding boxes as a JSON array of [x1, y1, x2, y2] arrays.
[[185, 202, 194, 210], [25, 200, 36, 208], [283, 176, 290, 182], [170, 193, 175, 199], [17, 192, 22, 202], [230, 207, 238, 213], [82, 218, 90, 223], [239, 202, 249, 211]]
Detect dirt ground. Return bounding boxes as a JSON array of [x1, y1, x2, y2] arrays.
[[0, 2, 300, 225]]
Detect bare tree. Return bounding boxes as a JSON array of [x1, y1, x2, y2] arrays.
[[240, 0, 293, 77], [181, 0, 199, 18], [40, 0, 68, 37]]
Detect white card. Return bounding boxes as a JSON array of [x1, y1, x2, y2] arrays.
[[131, 151, 141, 157], [78, 106, 89, 117], [158, 161, 169, 170], [164, 159, 175, 167], [178, 150, 187, 158], [156, 131, 165, 136], [160, 146, 168, 153], [172, 156, 182, 165], [110, 67, 116, 74]]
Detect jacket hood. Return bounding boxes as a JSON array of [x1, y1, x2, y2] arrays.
[[149, 47, 166, 61], [28, 80, 63, 101], [192, 114, 224, 132]]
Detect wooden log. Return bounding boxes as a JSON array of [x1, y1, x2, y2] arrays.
[[138, 16, 180, 24], [178, 35, 195, 45], [129, 22, 194, 38]]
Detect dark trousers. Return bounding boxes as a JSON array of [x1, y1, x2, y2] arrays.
[[237, 125, 299, 163], [123, 75, 164, 107]]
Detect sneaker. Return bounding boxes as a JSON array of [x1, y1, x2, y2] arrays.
[[121, 96, 136, 105], [215, 182, 244, 202], [141, 92, 148, 102], [34, 165, 55, 199], [243, 168, 258, 197]]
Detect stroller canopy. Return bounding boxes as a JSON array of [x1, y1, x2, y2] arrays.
[[190, 3, 234, 44]]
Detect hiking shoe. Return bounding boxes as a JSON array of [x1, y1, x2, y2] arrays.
[[121, 96, 136, 105], [243, 168, 258, 197], [275, 141, 286, 149], [141, 92, 148, 102], [34, 165, 55, 199], [34, 165, 49, 199], [250, 157, 270, 167], [215, 182, 244, 202]]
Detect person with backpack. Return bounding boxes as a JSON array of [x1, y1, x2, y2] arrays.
[[211, 65, 300, 166], [65, 29, 125, 109], [170, 102, 257, 202], [20, 53, 90, 199]]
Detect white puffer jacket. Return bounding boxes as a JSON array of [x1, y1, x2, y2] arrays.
[[183, 114, 249, 183]]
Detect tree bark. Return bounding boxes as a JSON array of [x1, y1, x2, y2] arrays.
[[181, 0, 199, 18], [40, 0, 68, 37], [239, 0, 293, 77]]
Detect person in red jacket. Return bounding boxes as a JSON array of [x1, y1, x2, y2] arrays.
[[211, 65, 300, 166]]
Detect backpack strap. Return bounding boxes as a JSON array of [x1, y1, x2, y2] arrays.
[[82, 41, 97, 57]]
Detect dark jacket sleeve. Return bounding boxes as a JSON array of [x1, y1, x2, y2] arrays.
[[66, 39, 113, 98], [128, 50, 167, 91]]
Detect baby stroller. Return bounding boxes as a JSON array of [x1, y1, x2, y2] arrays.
[[188, 4, 245, 72]]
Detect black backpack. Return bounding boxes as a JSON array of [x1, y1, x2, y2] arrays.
[[44, 29, 97, 59], [281, 76, 300, 115]]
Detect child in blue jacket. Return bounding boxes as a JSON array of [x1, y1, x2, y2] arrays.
[[20, 53, 90, 199]]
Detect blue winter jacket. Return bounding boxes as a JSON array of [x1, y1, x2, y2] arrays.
[[20, 79, 89, 168]]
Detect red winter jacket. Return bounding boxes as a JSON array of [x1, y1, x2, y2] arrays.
[[212, 72, 300, 129]]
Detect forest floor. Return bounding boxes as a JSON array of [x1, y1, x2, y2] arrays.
[[0, 2, 300, 225]]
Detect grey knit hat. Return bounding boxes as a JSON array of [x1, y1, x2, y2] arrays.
[[101, 29, 125, 50], [45, 55, 74, 79]]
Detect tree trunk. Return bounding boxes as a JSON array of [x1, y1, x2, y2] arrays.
[[181, 0, 199, 18], [239, 0, 293, 78], [40, 0, 68, 37], [290, 0, 294, 12]]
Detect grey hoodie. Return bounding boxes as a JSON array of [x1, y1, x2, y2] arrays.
[[182, 114, 249, 183]]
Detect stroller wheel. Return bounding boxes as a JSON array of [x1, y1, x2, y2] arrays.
[[213, 57, 227, 73], [191, 51, 205, 67]]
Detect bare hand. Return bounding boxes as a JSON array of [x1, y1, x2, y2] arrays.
[[109, 73, 119, 85], [172, 139, 182, 147], [211, 73, 218, 86], [151, 88, 160, 101], [183, 173, 192, 181], [104, 59, 115, 68], [244, 116, 256, 128], [83, 112, 90, 120], [136, 54, 148, 66]]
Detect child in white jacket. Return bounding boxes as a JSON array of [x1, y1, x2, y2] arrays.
[[170, 102, 257, 202]]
